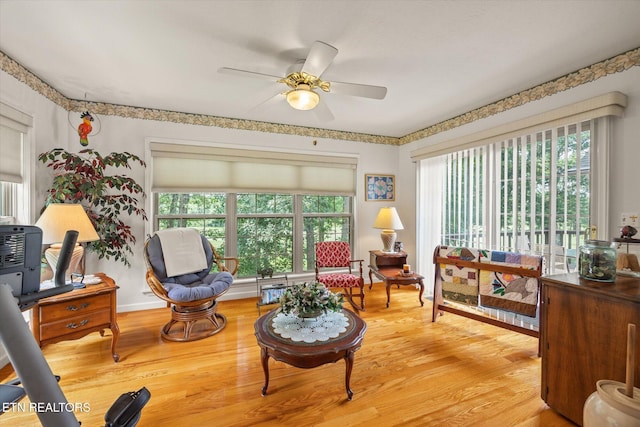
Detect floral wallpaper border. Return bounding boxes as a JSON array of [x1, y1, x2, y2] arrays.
[[399, 47, 640, 145], [1, 47, 638, 146]]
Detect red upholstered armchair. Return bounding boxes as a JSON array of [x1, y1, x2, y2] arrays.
[[314, 241, 365, 311]]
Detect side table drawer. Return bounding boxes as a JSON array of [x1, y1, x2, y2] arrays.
[[39, 309, 111, 341], [39, 293, 111, 323], [370, 252, 407, 268]]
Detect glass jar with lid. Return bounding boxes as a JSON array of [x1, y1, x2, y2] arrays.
[[578, 240, 617, 282]]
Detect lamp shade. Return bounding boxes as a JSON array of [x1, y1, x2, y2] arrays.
[[35, 203, 99, 244], [286, 84, 320, 110], [373, 207, 404, 231], [373, 207, 404, 252]]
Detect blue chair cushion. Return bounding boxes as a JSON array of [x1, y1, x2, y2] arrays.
[[147, 233, 233, 302], [162, 272, 233, 302]]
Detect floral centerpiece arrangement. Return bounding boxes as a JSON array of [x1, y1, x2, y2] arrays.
[[280, 282, 343, 318]]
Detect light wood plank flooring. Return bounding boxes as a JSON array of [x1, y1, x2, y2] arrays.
[[0, 284, 575, 426]]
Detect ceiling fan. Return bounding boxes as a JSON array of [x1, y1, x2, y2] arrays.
[[218, 41, 387, 120]]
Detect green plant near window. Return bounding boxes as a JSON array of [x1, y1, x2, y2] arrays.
[[38, 148, 147, 267]]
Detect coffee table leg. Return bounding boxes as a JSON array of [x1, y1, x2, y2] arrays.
[[260, 347, 270, 396], [345, 351, 355, 400], [418, 279, 424, 307]]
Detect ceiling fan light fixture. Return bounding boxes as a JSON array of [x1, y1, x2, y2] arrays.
[[286, 85, 319, 110]]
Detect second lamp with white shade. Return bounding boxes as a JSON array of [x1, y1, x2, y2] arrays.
[[373, 207, 404, 253]]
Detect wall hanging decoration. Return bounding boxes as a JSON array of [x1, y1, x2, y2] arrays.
[[365, 174, 395, 201], [68, 110, 101, 146]]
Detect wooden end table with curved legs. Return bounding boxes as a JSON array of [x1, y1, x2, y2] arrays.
[[368, 250, 424, 308], [254, 308, 367, 400], [369, 268, 425, 308]]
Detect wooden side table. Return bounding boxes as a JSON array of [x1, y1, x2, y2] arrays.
[[254, 309, 367, 400], [368, 250, 424, 308], [369, 249, 407, 270], [31, 273, 120, 362]]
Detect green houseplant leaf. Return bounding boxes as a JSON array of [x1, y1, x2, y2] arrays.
[[38, 148, 147, 267]]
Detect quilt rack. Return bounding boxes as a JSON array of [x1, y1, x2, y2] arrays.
[[432, 245, 543, 338]]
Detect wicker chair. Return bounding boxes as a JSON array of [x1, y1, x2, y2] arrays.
[[315, 241, 365, 311], [144, 230, 239, 342]]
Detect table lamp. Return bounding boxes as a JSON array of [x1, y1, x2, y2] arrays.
[[373, 207, 404, 252], [34, 204, 99, 283]]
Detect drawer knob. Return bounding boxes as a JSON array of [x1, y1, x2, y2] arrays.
[[66, 303, 89, 311], [66, 319, 89, 329]]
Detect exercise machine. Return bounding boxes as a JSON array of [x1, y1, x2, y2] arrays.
[[0, 225, 149, 426]]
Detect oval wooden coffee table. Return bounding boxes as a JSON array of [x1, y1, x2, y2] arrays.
[[254, 308, 367, 400]]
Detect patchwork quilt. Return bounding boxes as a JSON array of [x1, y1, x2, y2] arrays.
[[437, 246, 542, 317], [438, 246, 484, 306], [478, 251, 542, 317]]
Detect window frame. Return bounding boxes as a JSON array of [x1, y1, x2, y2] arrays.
[[152, 192, 354, 278], [416, 115, 612, 298]]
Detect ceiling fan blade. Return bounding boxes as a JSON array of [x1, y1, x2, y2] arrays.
[[313, 99, 334, 122], [301, 41, 338, 77], [248, 87, 285, 112], [330, 81, 387, 100], [218, 67, 282, 82]]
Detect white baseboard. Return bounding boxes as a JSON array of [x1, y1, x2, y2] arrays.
[[118, 280, 258, 313]]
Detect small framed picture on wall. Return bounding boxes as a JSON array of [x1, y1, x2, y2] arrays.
[[365, 174, 395, 201]]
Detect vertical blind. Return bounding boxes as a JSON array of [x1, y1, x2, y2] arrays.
[[413, 93, 625, 284], [423, 119, 595, 277]]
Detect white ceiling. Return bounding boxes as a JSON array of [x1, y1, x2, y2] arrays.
[[1, 0, 639, 139]]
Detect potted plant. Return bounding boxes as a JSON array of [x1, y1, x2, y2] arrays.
[[279, 282, 343, 318], [38, 148, 147, 267], [257, 265, 274, 278]]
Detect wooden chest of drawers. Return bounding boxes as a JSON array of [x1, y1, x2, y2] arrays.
[[540, 272, 640, 425], [31, 273, 120, 362]]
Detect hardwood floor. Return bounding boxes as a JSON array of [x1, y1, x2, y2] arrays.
[[0, 284, 575, 426]]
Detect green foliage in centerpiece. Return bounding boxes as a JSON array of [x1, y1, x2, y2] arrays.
[[280, 282, 343, 317]]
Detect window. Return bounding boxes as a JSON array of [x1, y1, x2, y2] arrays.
[[154, 192, 353, 278], [156, 192, 227, 249], [301, 195, 352, 271], [417, 117, 612, 296], [413, 93, 624, 290], [148, 140, 358, 279], [438, 121, 592, 273], [237, 193, 294, 275], [0, 182, 18, 223], [0, 103, 32, 224]]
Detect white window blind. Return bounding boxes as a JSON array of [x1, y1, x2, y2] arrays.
[[0, 120, 23, 183], [149, 142, 357, 195], [446, 122, 592, 249], [0, 102, 33, 225], [415, 94, 624, 283], [419, 119, 601, 282]]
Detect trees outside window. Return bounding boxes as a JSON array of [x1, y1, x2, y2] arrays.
[[155, 193, 352, 278], [438, 120, 592, 274]]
